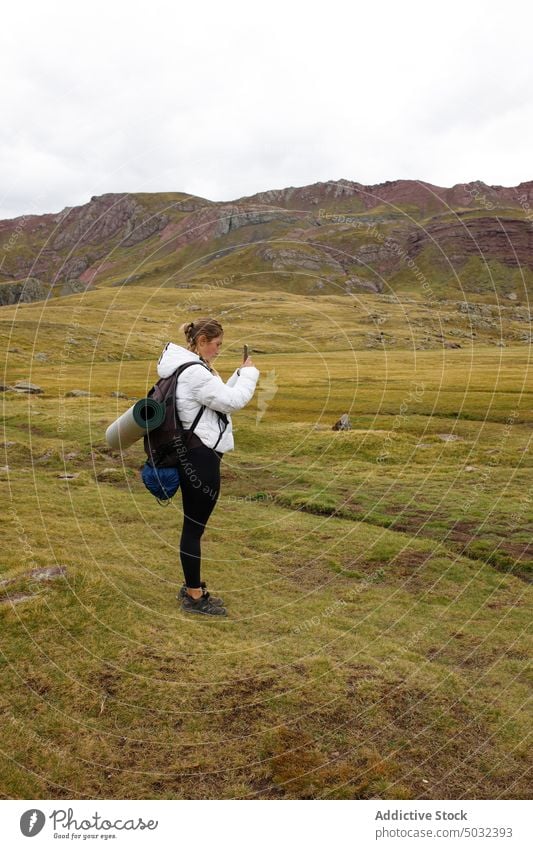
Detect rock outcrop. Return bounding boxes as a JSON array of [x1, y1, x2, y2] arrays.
[[407, 216, 533, 267], [52, 194, 169, 250], [159, 204, 299, 251], [257, 244, 344, 273], [0, 194, 169, 288], [0, 278, 51, 305]]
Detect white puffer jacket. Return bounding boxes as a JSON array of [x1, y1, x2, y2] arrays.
[[156, 343, 260, 453]]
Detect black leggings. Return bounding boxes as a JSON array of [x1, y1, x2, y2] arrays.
[[176, 444, 222, 588]]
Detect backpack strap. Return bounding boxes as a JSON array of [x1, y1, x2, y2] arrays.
[[171, 362, 209, 447], [176, 362, 230, 450], [212, 411, 229, 449]]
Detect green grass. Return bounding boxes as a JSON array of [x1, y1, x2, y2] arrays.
[[0, 282, 531, 800]]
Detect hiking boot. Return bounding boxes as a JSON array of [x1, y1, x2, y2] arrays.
[[181, 591, 227, 617], [177, 581, 224, 606]]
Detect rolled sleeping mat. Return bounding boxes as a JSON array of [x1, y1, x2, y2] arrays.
[[105, 397, 166, 450]]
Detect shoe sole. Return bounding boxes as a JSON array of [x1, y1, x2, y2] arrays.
[[181, 606, 227, 617], [177, 592, 225, 606]]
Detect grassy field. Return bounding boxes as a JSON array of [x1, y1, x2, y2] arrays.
[[1, 284, 531, 799]]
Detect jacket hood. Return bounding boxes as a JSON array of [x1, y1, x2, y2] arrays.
[[157, 342, 201, 379]]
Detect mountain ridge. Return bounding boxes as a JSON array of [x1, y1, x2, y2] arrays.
[[1, 178, 532, 305], [3, 177, 533, 226]]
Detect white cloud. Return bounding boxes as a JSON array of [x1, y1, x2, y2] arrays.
[[0, 0, 532, 219]]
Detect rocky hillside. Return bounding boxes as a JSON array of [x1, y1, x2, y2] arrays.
[[1, 179, 532, 304]]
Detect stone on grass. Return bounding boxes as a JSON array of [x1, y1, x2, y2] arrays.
[[27, 565, 67, 582], [0, 593, 37, 605], [12, 381, 43, 393], [0, 565, 67, 605], [96, 467, 124, 483], [332, 414, 352, 431]]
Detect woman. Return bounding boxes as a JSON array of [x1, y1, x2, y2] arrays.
[[156, 317, 260, 617]]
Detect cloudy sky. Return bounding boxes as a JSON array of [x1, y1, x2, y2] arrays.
[[0, 0, 531, 220]]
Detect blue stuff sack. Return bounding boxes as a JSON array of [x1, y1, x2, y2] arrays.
[[141, 463, 180, 503]]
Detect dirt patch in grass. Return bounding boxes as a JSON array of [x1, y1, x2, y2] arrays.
[[500, 541, 533, 562], [425, 635, 529, 671], [346, 664, 382, 686], [22, 674, 52, 697], [391, 550, 434, 572], [446, 519, 480, 543], [486, 596, 526, 610], [463, 539, 533, 582], [389, 550, 437, 592], [271, 553, 342, 590], [389, 511, 440, 534], [342, 676, 529, 799], [98, 666, 121, 697], [260, 724, 394, 799], [340, 668, 525, 795], [339, 550, 437, 593], [341, 497, 367, 515], [211, 671, 282, 735]]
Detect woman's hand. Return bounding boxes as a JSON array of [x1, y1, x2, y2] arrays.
[[242, 356, 255, 367]]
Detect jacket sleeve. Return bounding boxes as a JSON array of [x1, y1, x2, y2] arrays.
[[188, 365, 260, 414], [225, 368, 241, 388]]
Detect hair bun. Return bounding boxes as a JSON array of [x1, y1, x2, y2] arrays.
[[179, 316, 223, 352]]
